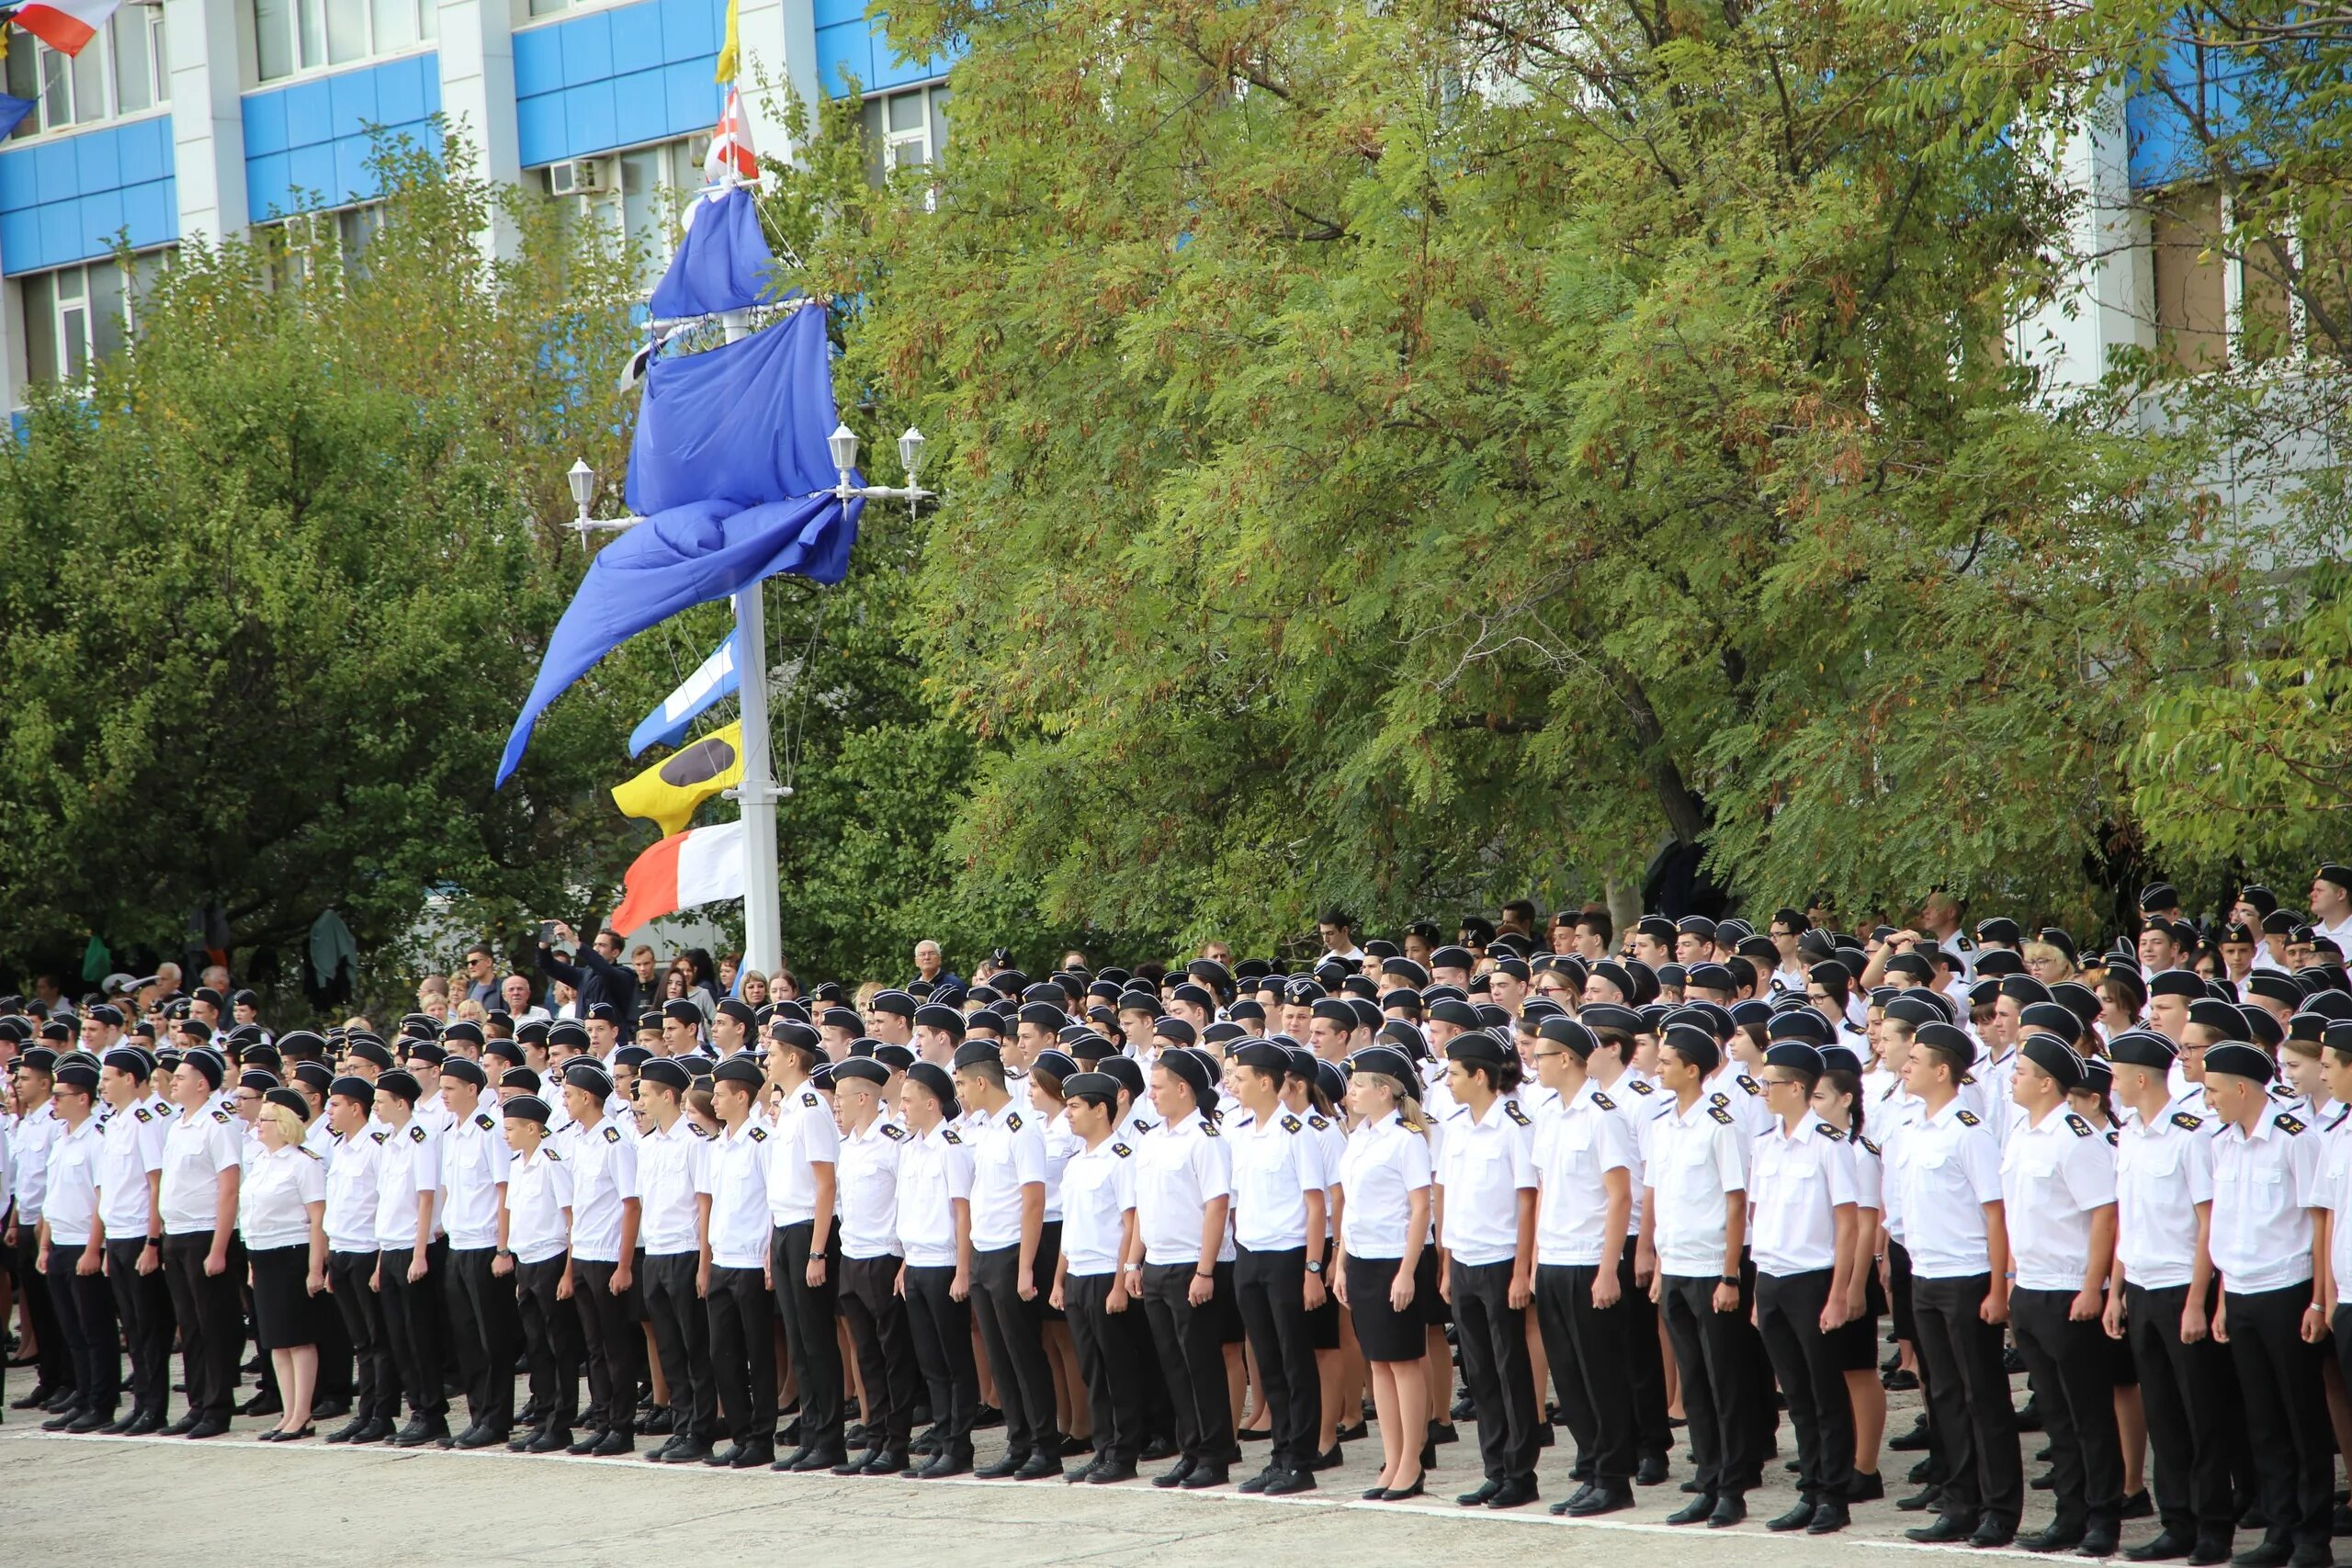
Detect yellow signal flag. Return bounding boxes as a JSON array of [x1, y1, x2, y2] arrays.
[[611, 720, 745, 837]]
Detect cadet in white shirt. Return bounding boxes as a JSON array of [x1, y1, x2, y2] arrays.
[[1998, 1034, 2123, 1556], [699, 1055, 777, 1467], [1642, 1024, 1758, 1527], [1577, 1001, 1672, 1477], [956, 1039, 1063, 1481], [763, 1021, 846, 1472], [319, 1076, 397, 1446], [33, 1058, 115, 1431], [2204, 1041, 2331, 1568], [1747, 1041, 1860, 1536], [368, 1068, 447, 1447], [158, 1049, 245, 1438], [1125, 1043, 1237, 1492], [8, 1046, 69, 1412], [1053, 1070, 1143, 1483], [239, 1089, 328, 1441], [893, 1060, 978, 1478], [1225, 1041, 1328, 1495], [2106, 1030, 2233, 1561], [496, 1094, 581, 1453], [627, 1057, 715, 1464], [557, 1057, 640, 1457], [1526, 1017, 1638, 1517], [435, 1057, 519, 1450], [1333, 1043, 1436, 1502], [1434, 1032, 1541, 1510], [1883, 1021, 2020, 1549], [95, 1046, 170, 1434], [825, 1055, 919, 1474]]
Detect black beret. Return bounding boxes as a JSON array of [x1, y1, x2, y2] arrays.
[[716, 998, 757, 1028], [711, 1056, 764, 1089], [2317, 864, 2352, 893], [503, 1094, 551, 1124], [1819, 1045, 1864, 1076], [375, 1068, 422, 1103], [1232, 1041, 1290, 1075], [561, 1059, 614, 1098], [345, 1038, 393, 1070], [1062, 1070, 1120, 1102], [2202, 1041, 2274, 1084], [662, 998, 703, 1024], [328, 1075, 376, 1103], [638, 1058, 691, 1092], [55, 1060, 100, 1092], [402, 1041, 447, 1066], [768, 1021, 820, 1051], [1444, 1031, 1510, 1066], [2019, 1001, 2082, 1045], [831, 1057, 889, 1089], [548, 1021, 591, 1049], [1095, 1055, 1145, 1100], [441, 1057, 489, 1089], [483, 1038, 526, 1067], [1017, 1002, 1068, 1031], [1974, 917, 2022, 946], [1763, 1042, 1825, 1077], [1347, 1044, 1419, 1084], [499, 1066, 542, 1093], [1152, 1017, 1198, 1046], [2139, 884, 2180, 911], [291, 1060, 333, 1093], [586, 1001, 623, 1024], [2187, 998, 2244, 1035], [2107, 1030, 2174, 1070], [1537, 1017, 1597, 1056], [2240, 1006, 2286, 1048], [1685, 963, 1737, 993], [262, 1087, 310, 1119], [2018, 1034, 2085, 1090], [1227, 998, 1266, 1023], [874, 1043, 916, 1071], [1429, 946, 1475, 971], [1913, 1022, 1975, 1066], [2148, 969, 2205, 999], [1662, 1025, 1719, 1075], [951, 1040, 1002, 1071], [1766, 1010, 1832, 1045], [869, 990, 920, 1019], [1579, 1003, 1644, 1036], [912, 1004, 966, 1035], [1032, 1049, 1080, 1081]]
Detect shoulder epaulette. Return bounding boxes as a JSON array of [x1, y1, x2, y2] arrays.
[[408, 1123, 426, 1142], [1005, 1111, 1023, 1132], [1709, 1091, 1729, 1108], [1200, 1119, 1220, 1137], [2170, 1111, 2203, 1132], [1736, 1074, 1760, 1096], [300, 1145, 322, 1158], [1628, 1078, 1656, 1095], [748, 1126, 767, 1142], [2065, 1112, 2094, 1138], [941, 1128, 962, 1145], [1112, 1143, 1133, 1157], [1504, 1100, 1532, 1127], [1707, 1105, 1735, 1125], [1307, 1113, 1329, 1131], [1955, 1110, 1981, 1127], [2106, 1130, 2119, 1146], [880, 1123, 908, 1141], [1280, 1113, 1302, 1133], [369, 1129, 390, 1144], [2277, 1112, 2307, 1135], [133, 1106, 151, 1122], [475, 1113, 495, 1131], [603, 1123, 621, 1143], [688, 1122, 712, 1138], [1959, 1073, 1977, 1086], [545, 1147, 561, 1161], [1815, 1121, 1846, 1141], [1858, 1134, 1881, 1157], [211, 1109, 231, 1123], [800, 1091, 820, 1109], [1591, 1091, 1616, 1111]]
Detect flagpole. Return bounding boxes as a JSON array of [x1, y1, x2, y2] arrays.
[[721, 296, 783, 979]]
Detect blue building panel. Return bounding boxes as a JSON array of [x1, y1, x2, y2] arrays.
[[243, 53, 442, 221], [0, 115, 176, 274], [813, 0, 951, 96], [514, 0, 733, 164], [2127, 39, 2257, 191]]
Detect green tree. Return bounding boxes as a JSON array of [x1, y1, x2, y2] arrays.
[[809, 0, 2227, 944]]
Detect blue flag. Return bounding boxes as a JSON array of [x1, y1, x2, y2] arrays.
[[497, 304, 858, 786], [649, 186, 775, 320], [0, 95, 35, 140], [628, 633, 739, 756]]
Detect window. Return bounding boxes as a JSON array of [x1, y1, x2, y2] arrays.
[[262, 201, 386, 291], [859, 82, 949, 187], [17, 250, 169, 393], [537, 133, 713, 293], [4, 9, 168, 138], [251, 0, 434, 83]]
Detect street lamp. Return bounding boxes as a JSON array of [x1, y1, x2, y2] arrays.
[[563, 459, 643, 538], [828, 422, 933, 523]]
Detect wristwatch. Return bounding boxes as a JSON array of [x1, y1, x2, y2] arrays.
[[1718, 1274, 1739, 1287], [1306, 1258, 1324, 1274]]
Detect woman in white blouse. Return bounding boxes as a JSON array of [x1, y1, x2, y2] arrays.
[[1331, 1044, 1436, 1502], [240, 1092, 329, 1440]]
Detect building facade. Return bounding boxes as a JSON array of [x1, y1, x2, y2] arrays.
[[0, 0, 952, 407]]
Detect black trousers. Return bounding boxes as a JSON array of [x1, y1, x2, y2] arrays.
[[640, 1250, 716, 1445], [768, 1221, 843, 1452], [1534, 1261, 1635, 1483], [1755, 1267, 1854, 1502], [1234, 1246, 1318, 1473], [441, 1245, 519, 1434], [704, 1262, 774, 1446], [1659, 1272, 1761, 1495], [1451, 1257, 1540, 1483], [571, 1257, 633, 1433], [159, 1231, 243, 1421], [838, 1253, 919, 1450], [1618, 1249, 1671, 1459], [1138, 1259, 1235, 1467], [2010, 1285, 2123, 1529], [972, 1242, 1058, 1459], [2228, 1283, 2331, 1551], [902, 1262, 976, 1444], [1066, 1271, 1144, 1465], [327, 1248, 398, 1422], [313, 1269, 354, 1407], [43, 1244, 119, 1415], [377, 1246, 446, 1418], [2132, 1281, 2235, 1542], [1910, 1270, 2022, 1523], [514, 1255, 581, 1434], [105, 1237, 174, 1416], [12, 1229, 70, 1390]]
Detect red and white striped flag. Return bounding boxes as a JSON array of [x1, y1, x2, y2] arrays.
[[13, 0, 125, 56], [609, 820, 745, 935], [705, 86, 758, 184]]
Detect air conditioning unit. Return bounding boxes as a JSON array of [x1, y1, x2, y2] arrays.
[[548, 158, 608, 196]]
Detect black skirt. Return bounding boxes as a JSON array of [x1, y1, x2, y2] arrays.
[[1827, 1264, 1891, 1371], [1035, 1221, 1065, 1322], [1347, 1252, 1437, 1363], [1306, 1236, 1340, 1350], [249, 1242, 326, 1350]]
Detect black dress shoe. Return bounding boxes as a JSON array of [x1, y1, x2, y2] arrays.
[[1457, 1479, 1501, 1507], [1264, 1469, 1317, 1496], [567, 1429, 607, 1455], [526, 1428, 572, 1453], [2080, 1523, 2120, 1557], [1847, 1472, 1885, 1502], [1140, 1436, 1180, 1461], [637, 1406, 675, 1436], [2021, 1524, 2087, 1553], [2287, 1545, 2331, 1568], [832, 1450, 879, 1476], [1152, 1456, 1195, 1488], [395, 1416, 450, 1449], [975, 1454, 1026, 1480], [2124, 1492, 2155, 1521], [160, 1412, 199, 1436], [971, 1404, 1004, 1429], [1308, 1444, 1343, 1472], [1809, 1499, 1852, 1535], [312, 1399, 350, 1420], [2124, 1532, 2195, 1562], [1378, 1478, 1425, 1501], [1891, 1416, 1934, 1451], [1907, 1514, 1983, 1544], [184, 1416, 230, 1439], [1884, 1369, 1921, 1390], [1334, 1423, 1368, 1444], [9, 1384, 58, 1411], [1708, 1492, 1747, 1529], [1770, 1499, 1820, 1531], [1486, 1476, 1538, 1509], [1566, 1482, 1634, 1517], [591, 1428, 634, 1457], [1015, 1451, 1063, 1481], [239, 1393, 283, 1417], [1972, 1517, 2019, 1549], [1899, 1487, 1942, 1512], [788, 1446, 842, 1472], [1067, 1460, 1102, 1483], [1635, 1451, 1670, 1485], [2228, 1545, 2291, 1568], [67, 1410, 110, 1433], [1088, 1460, 1137, 1483], [123, 1409, 166, 1436], [915, 1448, 973, 1478], [1667, 1494, 1717, 1526], [732, 1440, 778, 1469], [1428, 1421, 1459, 1445], [1180, 1464, 1229, 1490], [2191, 1540, 2236, 1567]]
